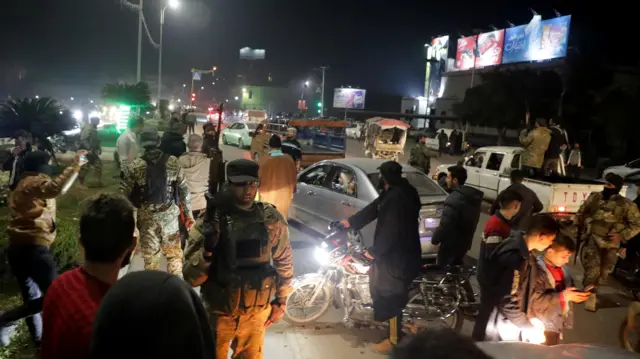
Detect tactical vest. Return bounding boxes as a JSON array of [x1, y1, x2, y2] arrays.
[[585, 194, 627, 249], [203, 204, 277, 316], [131, 154, 176, 206]]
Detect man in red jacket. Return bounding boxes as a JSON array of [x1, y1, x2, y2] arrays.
[[480, 190, 523, 262]]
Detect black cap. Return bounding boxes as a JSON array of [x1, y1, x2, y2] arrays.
[[268, 134, 282, 148], [23, 151, 51, 173], [227, 159, 259, 183], [605, 172, 624, 190], [378, 161, 403, 178]]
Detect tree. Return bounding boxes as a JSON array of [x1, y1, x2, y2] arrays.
[[0, 97, 76, 163], [101, 82, 151, 106], [454, 69, 563, 144]]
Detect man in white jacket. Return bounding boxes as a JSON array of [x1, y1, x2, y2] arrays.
[[116, 117, 144, 176], [179, 135, 210, 218]]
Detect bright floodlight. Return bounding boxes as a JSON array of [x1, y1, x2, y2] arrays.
[[242, 87, 247, 93], [35, 95, 39, 99], [168, 0, 179, 9], [70, 97, 74, 101], [72, 110, 83, 121], [168, 104, 175, 111], [234, 96, 239, 100], [304, 80, 310, 87]]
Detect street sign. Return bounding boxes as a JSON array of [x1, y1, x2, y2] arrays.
[[192, 71, 202, 81]]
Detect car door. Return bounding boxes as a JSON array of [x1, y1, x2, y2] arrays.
[[479, 152, 505, 200], [289, 163, 335, 234], [463, 151, 486, 189], [235, 123, 246, 145], [225, 123, 238, 142]]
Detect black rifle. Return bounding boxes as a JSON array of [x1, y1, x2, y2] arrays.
[[208, 103, 226, 196]]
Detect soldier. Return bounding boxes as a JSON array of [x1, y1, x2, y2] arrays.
[[78, 116, 103, 187], [408, 135, 431, 174], [120, 126, 194, 278], [183, 159, 293, 359], [575, 173, 640, 311], [519, 117, 551, 178]]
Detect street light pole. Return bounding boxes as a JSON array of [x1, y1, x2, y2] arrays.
[[136, 0, 143, 83], [158, 5, 166, 101], [319, 66, 328, 117]]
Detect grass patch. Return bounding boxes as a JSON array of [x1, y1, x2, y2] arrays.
[[0, 161, 121, 358]]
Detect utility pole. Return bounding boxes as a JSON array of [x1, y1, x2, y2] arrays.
[[136, 0, 143, 83], [319, 66, 328, 117]]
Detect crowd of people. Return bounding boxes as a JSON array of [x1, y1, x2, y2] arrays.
[[2, 111, 640, 359]]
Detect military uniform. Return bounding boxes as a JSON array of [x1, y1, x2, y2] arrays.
[[408, 142, 431, 174], [575, 188, 640, 310], [183, 160, 293, 359], [519, 125, 551, 176], [78, 123, 103, 185], [121, 127, 193, 278]]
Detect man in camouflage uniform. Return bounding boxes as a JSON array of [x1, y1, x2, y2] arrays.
[[78, 116, 103, 187], [519, 118, 551, 178], [120, 126, 194, 278], [408, 135, 431, 174], [575, 173, 640, 311], [183, 159, 293, 359]]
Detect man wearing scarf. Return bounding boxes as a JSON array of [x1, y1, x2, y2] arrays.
[[0, 150, 87, 345], [339, 161, 422, 354], [575, 173, 640, 311]]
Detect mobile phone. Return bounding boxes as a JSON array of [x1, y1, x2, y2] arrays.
[[80, 155, 87, 162], [575, 287, 595, 293]]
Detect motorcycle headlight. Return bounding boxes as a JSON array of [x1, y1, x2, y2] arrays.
[[314, 245, 330, 266]]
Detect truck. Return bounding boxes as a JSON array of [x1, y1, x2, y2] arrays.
[[433, 146, 620, 214]]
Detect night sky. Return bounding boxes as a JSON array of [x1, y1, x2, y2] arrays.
[[0, 0, 629, 99]]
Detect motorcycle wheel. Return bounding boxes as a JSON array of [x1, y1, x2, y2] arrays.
[[284, 281, 333, 325], [406, 288, 464, 333]]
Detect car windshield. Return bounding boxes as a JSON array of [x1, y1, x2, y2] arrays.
[[368, 171, 445, 196], [246, 123, 258, 130]]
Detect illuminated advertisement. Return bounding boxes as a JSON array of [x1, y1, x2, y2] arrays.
[[455, 35, 477, 70], [425, 35, 449, 100], [540, 15, 571, 60], [333, 88, 366, 109], [475, 29, 505, 68], [502, 15, 570, 64]]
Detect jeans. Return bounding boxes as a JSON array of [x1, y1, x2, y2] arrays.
[[1, 244, 58, 344]]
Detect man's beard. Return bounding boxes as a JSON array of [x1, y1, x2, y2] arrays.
[[602, 187, 620, 200], [120, 250, 133, 268]]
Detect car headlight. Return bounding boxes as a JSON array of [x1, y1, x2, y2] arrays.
[[314, 244, 330, 266]]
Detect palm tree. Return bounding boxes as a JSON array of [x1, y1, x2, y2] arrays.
[[0, 97, 76, 164]]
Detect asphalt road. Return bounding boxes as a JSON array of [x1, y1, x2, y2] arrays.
[[118, 131, 631, 356]]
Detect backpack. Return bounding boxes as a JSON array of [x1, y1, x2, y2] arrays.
[[130, 154, 175, 206]]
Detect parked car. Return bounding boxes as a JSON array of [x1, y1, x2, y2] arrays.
[[346, 122, 364, 139], [604, 158, 640, 179], [221, 121, 259, 149], [433, 146, 620, 214], [288, 158, 447, 258], [425, 128, 454, 151]]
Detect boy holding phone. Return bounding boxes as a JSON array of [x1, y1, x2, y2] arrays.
[[531, 235, 591, 345]]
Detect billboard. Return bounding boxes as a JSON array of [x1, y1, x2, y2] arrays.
[[455, 35, 477, 70], [475, 29, 505, 68], [425, 35, 450, 100], [333, 88, 366, 109], [539, 15, 571, 60], [502, 15, 570, 64], [239, 47, 266, 60]]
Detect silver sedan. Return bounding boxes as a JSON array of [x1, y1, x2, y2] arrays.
[[289, 158, 447, 258]]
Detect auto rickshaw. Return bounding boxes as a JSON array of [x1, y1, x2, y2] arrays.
[[363, 117, 409, 161]]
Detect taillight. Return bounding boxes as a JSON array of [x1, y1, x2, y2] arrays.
[[554, 206, 566, 212]]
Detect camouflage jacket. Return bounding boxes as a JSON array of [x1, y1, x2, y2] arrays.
[[574, 191, 640, 248], [7, 165, 80, 247], [183, 202, 293, 304], [80, 125, 101, 154], [519, 127, 551, 168], [120, 148, 192, 214], [409, 143, 431, 173]]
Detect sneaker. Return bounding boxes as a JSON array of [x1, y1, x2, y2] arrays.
[[371, 339, 394, 355], [585, 294, 597, 312]]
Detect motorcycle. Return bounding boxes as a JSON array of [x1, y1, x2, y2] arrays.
[[284, 222, 469, 332]]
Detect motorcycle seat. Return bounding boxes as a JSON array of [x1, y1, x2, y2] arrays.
[[422, 263, 476, 276]]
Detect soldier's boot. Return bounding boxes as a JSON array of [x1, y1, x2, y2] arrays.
[[94, 166, 105, 188], [76, 175, 89, 190], [371, 339, 394, 355], [585, 293, 597, 312]]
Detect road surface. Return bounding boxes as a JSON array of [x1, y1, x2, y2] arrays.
[[116, 131, 630, 357]]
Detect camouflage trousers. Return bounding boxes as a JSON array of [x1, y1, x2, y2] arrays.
[[582, 238, 619, 287], [79, 153, 102, 183], [137, 205, 183, 278], [207, 308, 271, 359]]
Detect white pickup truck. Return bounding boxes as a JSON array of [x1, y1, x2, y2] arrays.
[[434, 146, 617, 214]]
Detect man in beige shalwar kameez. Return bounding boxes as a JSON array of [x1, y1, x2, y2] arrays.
[[258, 135, 297, 218]]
